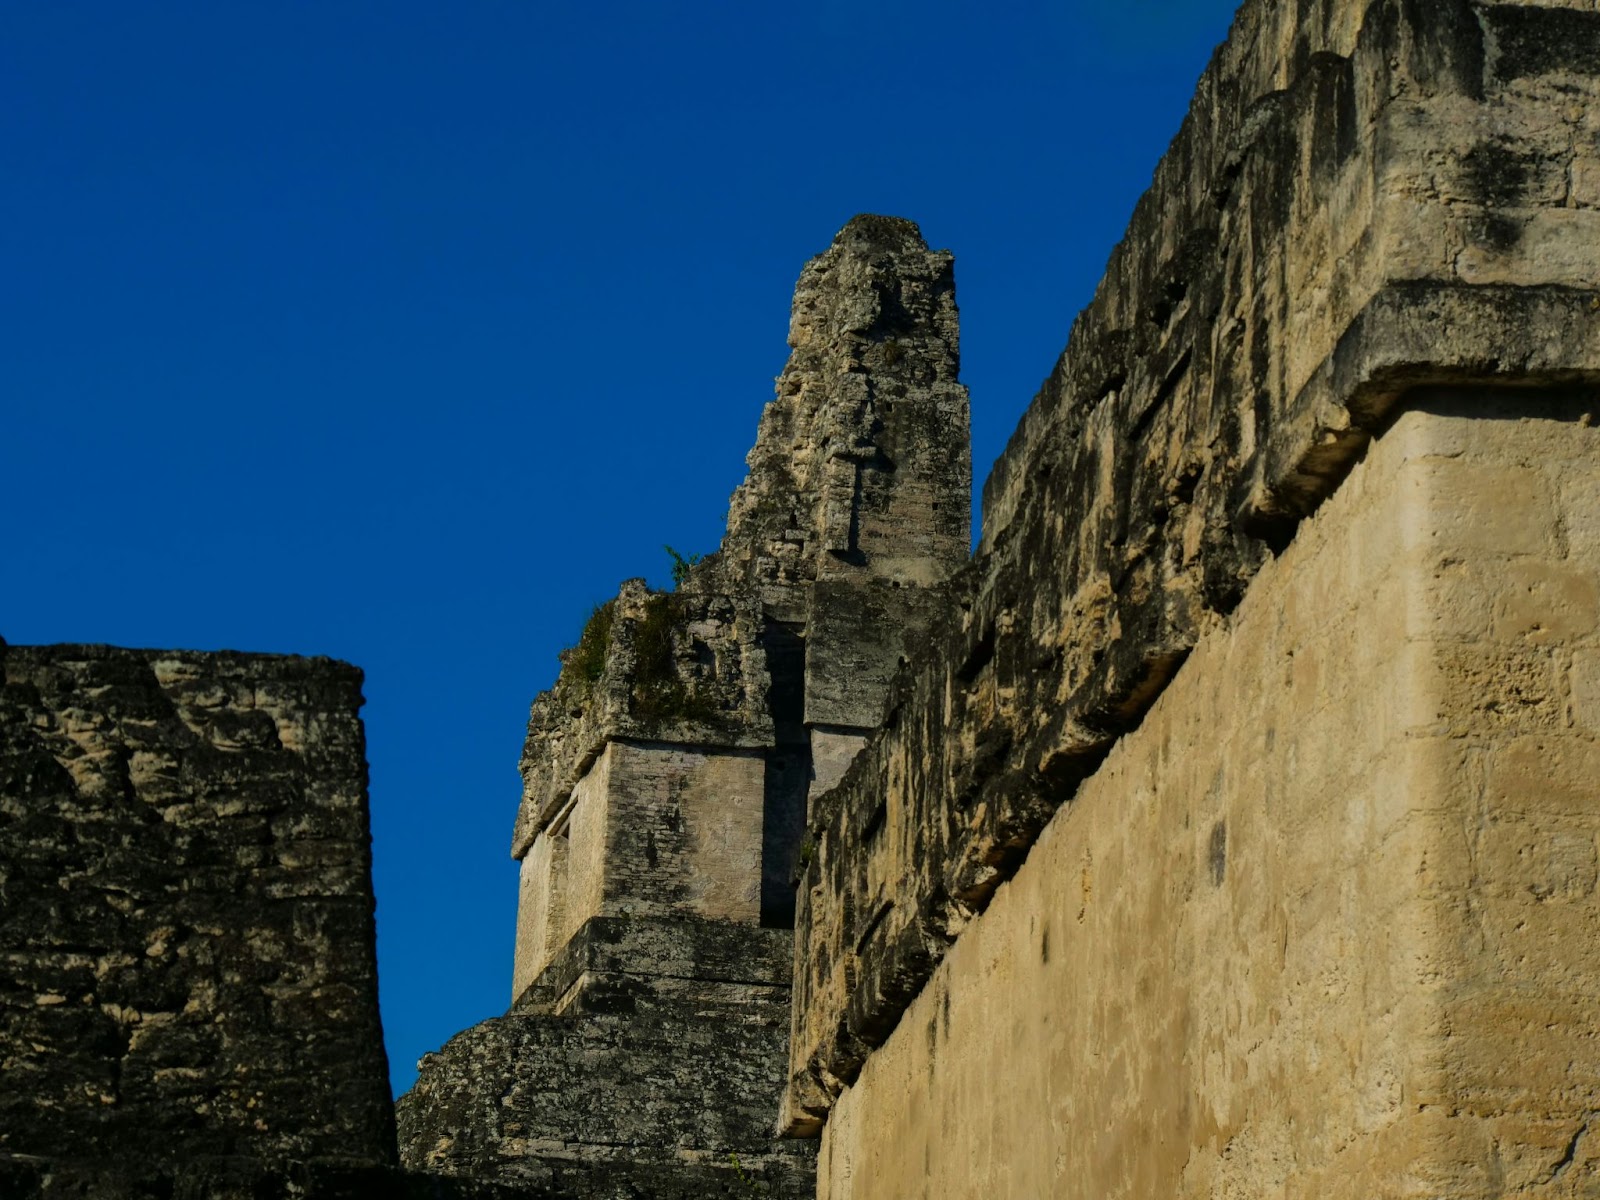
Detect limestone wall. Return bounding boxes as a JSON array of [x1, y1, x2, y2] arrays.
[[784, 0, 1600, 1135], [513, 741, 766, 1000], [0, 642, 395, 1188], [599, 742, 766, 922], [815, 397, 1600, 1197]]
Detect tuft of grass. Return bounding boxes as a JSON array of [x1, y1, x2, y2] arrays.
[[727, 1153, 766, 1195]]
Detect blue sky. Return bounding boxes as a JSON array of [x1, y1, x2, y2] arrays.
[[4, 0, 1241, 1094]]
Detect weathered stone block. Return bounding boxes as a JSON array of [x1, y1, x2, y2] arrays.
[[803, 579, 942, 731], [0, 642, 394, 1185], [514, 916, 792, 1015]]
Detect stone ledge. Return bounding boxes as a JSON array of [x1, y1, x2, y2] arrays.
[[514, 915, 793, 1014]]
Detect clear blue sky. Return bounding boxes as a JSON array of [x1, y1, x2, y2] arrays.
[[4, 0, 1241, 1095]]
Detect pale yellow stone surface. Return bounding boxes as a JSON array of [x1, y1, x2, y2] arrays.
[[511, 827, 569, 1001], [817, 402, 1600, 1199], [513, 740, 766, 997], [512, 745, 611, 997], [809, 728, 869, 806]]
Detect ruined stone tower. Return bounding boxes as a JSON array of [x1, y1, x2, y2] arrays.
[[396, 214, 970, 1198]]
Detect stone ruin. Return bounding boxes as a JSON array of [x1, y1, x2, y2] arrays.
[[395, 213, 970, 1197], [0, 647, 400, 1197], [10, 0, 1600, 1196], [0, 216, 968, 1199]]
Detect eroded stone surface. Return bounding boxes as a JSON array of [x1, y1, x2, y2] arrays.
[[719, 214, 970, 616], [0, 642, 394, 1191], [401, 916, 813, 1200]]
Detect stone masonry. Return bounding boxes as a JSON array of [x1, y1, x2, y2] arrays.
[[11, 0, 1600, 1195], [816, 394, 1600, 1198], [0, 641, 395, 1197], [783, 0, 1600, 1195], [396, 215, 971, 1198]]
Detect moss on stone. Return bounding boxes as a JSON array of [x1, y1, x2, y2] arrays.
[[568, 601, 615, 687], [630, 593, 721, 725]]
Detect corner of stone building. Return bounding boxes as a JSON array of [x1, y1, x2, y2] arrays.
[[784, 1, 1600, 1196], [0, 643, 397, 1194]]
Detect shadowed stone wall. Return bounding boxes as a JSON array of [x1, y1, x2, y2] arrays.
[[0, 641, 395, 1195]]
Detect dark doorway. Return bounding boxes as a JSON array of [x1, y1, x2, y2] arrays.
[[759, 620, 809, 927]]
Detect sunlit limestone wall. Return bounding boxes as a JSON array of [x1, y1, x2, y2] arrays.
[[815, 397, 1600, 1199], [784, 0, 1600, 1146], [513, 746, 609, 996], [511, 742, 766, 1001]]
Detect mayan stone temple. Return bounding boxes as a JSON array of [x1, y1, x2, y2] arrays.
[[9, 0, 1600, 1197], [393, 214, 970, 1197]]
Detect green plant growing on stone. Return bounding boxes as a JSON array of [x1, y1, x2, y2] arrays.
[[630, 592, 721, 725], [664, 544, 703, 589], [727, 1153, 766, 1195], [567, 601, 615, 687]]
